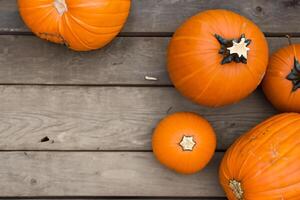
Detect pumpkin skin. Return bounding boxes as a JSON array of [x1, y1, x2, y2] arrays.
[[263, 44, 300, 112], [152, 112, 216, 174], [219, 113, 300, 200], [167, 9, 268, 107], [18, 0, 131, 51]]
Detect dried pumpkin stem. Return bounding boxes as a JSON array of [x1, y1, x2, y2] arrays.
[[286, 57, 300, 92], [179, 135, 196, 151], [285, 35, 300, 92], [54, 0, 68, 15], [286, 35, 293, 46], [286, 35, 297, 56], [215, 34, 251, 65], [229, 180, 244, 200]]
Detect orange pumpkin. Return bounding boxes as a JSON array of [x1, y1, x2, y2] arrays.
[[18, 0, 131, 51], [152, 112, 216, 174], [167, 9, 268, 107], [263, 44, 300, 112], [220, 113, 300, 200]]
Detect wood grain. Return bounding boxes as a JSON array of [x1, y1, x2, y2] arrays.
[[0, 85, 277, 151], [0, 36, 169, 85], [0, 36, 296, 85], [1, 0, 300, 34], [0, 151, 224, 197], [2, 199, 226, 200]]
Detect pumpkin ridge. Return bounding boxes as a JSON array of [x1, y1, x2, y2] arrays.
[[168, 50, 217, 59], [275, 46, 294, 65], [71, 10, 131, 15], [203, 11, 227, 36], [240, 117, 300, 181], [67, 12, 122, 34], [61, 15, 93, 49], [254, 181, 300, 199], [174, 60, 218, 87], [192, 67, 221, 102], [231, 115, 297, 180], [242, 63, 257, 81], [251, 152, 300, 195], [235, 114, 292, 154], [67, 0, 129, 10], [31, 9, 63, 43], [213, 65, 235, 107], [246, 126, 300, 184], [30, 7, 57, 30]]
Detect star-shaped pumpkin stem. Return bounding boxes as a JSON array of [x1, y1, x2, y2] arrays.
[[215, 34, 251, 65], [179, 135, 196, 151], [286, 57, 300, 92]]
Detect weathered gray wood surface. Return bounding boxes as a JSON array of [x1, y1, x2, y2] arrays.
[[0, 0, 294, 199], [5, 199, 225, 200], [0, 36, 296, 85], [4, 199, 226, 200], [1, 0, 300, 34], [0, 152, 224, 197], [0, 85, 276, 151]]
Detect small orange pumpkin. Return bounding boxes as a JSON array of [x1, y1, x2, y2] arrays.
[[167, 9, 268, 107], [18, 0, 131, 51], [152, 112, 216, 174], [220, 113, 300, 199], [263, 44, 300, 112]]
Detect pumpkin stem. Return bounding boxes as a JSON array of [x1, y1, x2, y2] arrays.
[[229, 180, 244, 200], [179, 135, 196, 151], [285, 35, 300, 92], [286, 35, 292, 46], [215, 34, 251, 65], [54, 0, 68, 15], [286, 57, 300, 92], [286, 35, 298, 57]]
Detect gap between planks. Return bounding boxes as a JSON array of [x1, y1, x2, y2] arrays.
[[0, 36, 298, 86]]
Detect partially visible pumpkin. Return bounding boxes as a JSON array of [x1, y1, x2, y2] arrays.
[[220, 113, 300, 200], [152, 112, 216, 174], [263, 44, 300, 112], [18, 0, 131, 51], [167, 9, 268, 107]]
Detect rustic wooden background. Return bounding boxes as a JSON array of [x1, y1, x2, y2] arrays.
[[0, 0, 299, 199]]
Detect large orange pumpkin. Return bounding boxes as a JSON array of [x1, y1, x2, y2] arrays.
[[167, 9, 268, 107], [220, 113, 300, 199], [18, 0, 131, 51], [152, 112, 216, 174], [263, 44, 300, 112]]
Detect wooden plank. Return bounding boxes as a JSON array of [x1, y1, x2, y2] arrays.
[[0, 36, 170, 85], [0, 36, 169, 85], [0, 36, 296, 85], [1, 0, 300, 34], [0, 85, 276, 151], [0, 196, 226, 200], [0, 152, 224, 197]]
